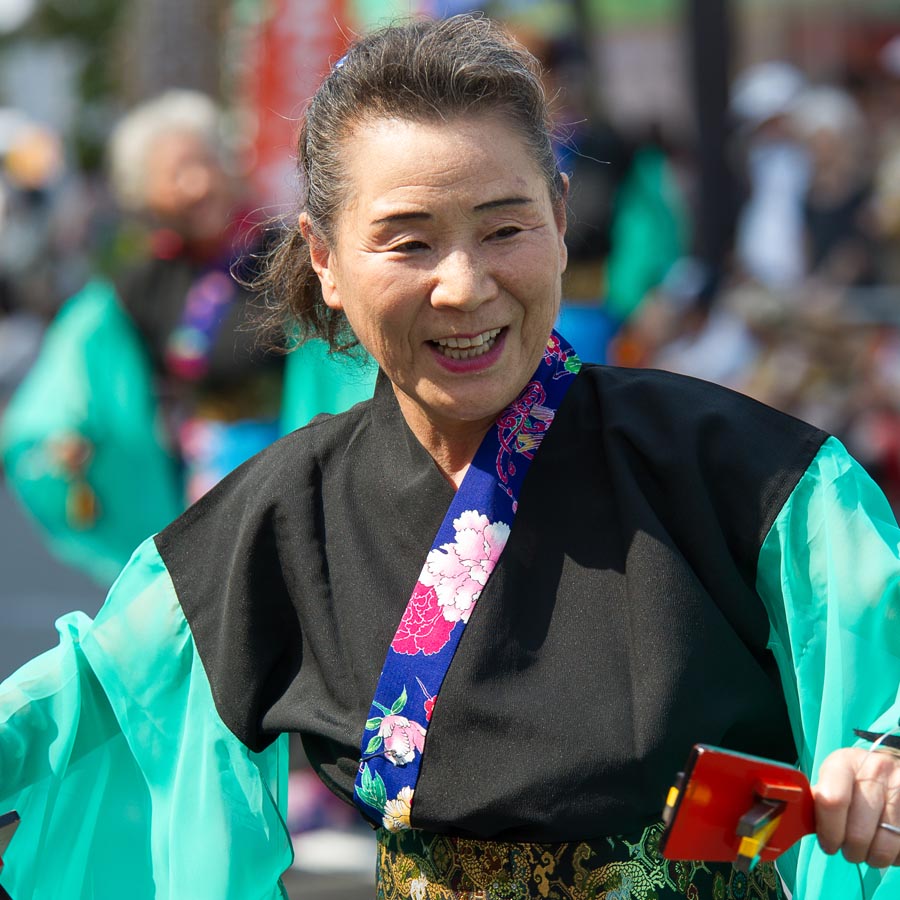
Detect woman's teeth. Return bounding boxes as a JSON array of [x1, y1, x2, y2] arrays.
[[433, 328, 502, 360]]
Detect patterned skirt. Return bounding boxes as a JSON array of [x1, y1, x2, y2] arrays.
[[376, 822, 786, 900]]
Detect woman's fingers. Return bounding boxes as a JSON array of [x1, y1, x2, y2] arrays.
[[813, 747, 900, 867], [869, 752, 900, 869], [842, 755, 891, 865], [813, 750, 856, 855], [868, 819, 900, 869]]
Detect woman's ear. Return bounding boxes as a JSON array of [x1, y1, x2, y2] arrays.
[[555, 173, 569, 271], [299, 213, 341, 310], [555, 172, 569, 230]]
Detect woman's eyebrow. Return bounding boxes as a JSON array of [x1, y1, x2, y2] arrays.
[[473, 196, 533, 212], [371, 196, 534, 227], [371, 211, 431, 226]]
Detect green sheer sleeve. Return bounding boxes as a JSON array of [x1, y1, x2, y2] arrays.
[[0, 537, 292, 898], [757, 435, 900, 900]]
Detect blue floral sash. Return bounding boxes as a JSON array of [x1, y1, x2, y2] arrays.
[[353, 331, 581, 830]]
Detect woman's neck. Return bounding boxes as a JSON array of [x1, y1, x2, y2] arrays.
[[393, 389, 494, 490]]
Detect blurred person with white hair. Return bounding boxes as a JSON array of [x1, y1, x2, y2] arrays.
[[110, 90, 237, 256], [730, 61, 811, 292], [104, 89, 287, 503], [0, 89, 373, 586]]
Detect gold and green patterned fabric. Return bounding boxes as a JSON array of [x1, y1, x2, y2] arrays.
[[376, 822, 785, 900]]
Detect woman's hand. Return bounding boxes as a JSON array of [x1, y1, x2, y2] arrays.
[[814, 747, 900, 868]]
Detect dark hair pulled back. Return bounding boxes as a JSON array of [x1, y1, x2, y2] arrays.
[[254, 13, 561, 352]]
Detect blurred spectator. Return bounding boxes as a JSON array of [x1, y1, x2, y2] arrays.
[[790, 85, 879, 290], [603, 135, 690, 325], [107, 90, 286, 503], [875, 34, 900, 153], [548, 47, 632, 303], [1, 90, 282, 584], [610, 256, 760, 389], [0, 85, 367, 589], [0, 112, 67, 404], [534, 36, 688, 364], [873, 137, 900, 241], [541, 41, 630, 363], [871, 40, 900, 286], [730, 61, 810, 292], [0, 115, 65, 316]]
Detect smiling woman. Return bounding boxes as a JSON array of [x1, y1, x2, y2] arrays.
[[301, 114, 568, 480], [1, 13, 900, 900]]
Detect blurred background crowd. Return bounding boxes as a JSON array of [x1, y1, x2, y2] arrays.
[[3, 0, 900, 893]]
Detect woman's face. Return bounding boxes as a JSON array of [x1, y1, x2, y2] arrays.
[[306, 114, 567, 440]]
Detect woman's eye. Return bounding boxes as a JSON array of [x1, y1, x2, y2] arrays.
[[488, 226, 522, 240], [392, 240, 430, 252]]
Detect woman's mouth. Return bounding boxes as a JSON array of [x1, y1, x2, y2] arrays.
[[431, 328, 502, 360]]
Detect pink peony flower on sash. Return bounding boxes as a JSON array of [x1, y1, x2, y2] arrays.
[[379, 715, 427, 766], [420, 510, 510, 623], [391, 510, 509, 655], [391, 584, 456, 655]]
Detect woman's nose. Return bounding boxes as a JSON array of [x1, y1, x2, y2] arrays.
[[430, 249, 498, 310]]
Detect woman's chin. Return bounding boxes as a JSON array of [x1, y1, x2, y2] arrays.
[[422, 381, 522, 432]]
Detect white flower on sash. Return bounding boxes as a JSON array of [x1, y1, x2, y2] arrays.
[[410, 876, 429, 900], [419, 510, 510, 623], [382, 785, 414, 832]]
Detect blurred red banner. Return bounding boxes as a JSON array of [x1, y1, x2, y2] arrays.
[[241, 0, 349, 208]]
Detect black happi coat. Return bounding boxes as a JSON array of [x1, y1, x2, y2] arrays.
[[155, 364, 827, 841]]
